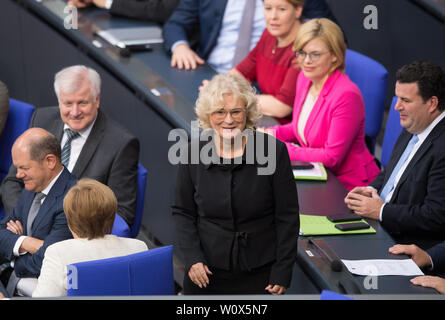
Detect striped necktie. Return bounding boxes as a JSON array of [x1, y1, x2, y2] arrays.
[[61, 128, 80, 168]]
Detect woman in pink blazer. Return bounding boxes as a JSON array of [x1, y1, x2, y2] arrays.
[[265, 18, 380, 190]]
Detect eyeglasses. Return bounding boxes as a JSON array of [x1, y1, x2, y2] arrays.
[[295, 50, 329, 62], [211, 108, 245, 121]]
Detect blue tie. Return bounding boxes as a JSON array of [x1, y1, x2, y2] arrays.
[[380, 134, 419, 201]]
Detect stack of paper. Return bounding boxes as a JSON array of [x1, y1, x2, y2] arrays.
[[341, 259, 424, 276], [293, 162, 327, 181], [299, 214, 376, 236]]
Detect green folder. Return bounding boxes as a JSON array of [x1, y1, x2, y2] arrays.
[[293, 162, 327, 181], [299, 214, 376, 236]]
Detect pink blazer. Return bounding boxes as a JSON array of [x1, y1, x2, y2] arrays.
[[271, 70, 380, 190]]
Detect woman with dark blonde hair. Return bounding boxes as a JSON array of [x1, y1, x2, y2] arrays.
[[262, 18, 380, 190], [173, 73, 299, 295], [32, 178, 147, 297]]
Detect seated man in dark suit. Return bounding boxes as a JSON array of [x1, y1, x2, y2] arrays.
[[162, 0, 338, 72], [0, 128, 77, 296], [68, 0, 179, 24], [389, 242, 445, 294], [1, 65, 139, 229], [345, 61, 445, 244]]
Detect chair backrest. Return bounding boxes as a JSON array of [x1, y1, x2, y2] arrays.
[[345, 49, 388, 153], [131, 163, 148, 238], [67, 245, 174, 296], [320, 290, 353, 300], [111, 163, 147, 238], [381, 96, 403, 168], [0, 99, 35, 181]]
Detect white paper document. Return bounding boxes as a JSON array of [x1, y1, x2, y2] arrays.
[[341, 259, 424, 276]]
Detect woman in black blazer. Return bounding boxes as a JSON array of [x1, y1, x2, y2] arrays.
[[172, 73, 299, 295]]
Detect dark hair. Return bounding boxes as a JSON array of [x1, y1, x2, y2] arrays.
[[396, 61, 445, 110], [29, 133, 62, 162]]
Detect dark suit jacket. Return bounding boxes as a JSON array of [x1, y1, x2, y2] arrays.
[[110, 0, 179, 23], [1, 107, 139, 226], [0, 168, 76, 278], [162, 0, 338, 59], [428, 241, 445, 274], [370, 117, 445, 242]]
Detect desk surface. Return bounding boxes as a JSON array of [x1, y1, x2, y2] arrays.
[[13, 0, 438, 296]]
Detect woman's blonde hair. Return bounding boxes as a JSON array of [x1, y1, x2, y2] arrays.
[[63, 178, 117, 240], [293, 18, 346, 73], [195, 73, 261, 130]]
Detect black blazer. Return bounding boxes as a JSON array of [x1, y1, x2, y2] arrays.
[[1, 107, 139, 226], [172, 131, 299, 287], [0, 168, 76, 277], [370, 117, 445, 242]]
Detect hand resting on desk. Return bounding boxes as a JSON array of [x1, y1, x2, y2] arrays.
[[344, 186, 383, 220], [389, 244, 445, 294]]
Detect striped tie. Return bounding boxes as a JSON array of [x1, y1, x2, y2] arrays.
[[61, 129, 79, 168]]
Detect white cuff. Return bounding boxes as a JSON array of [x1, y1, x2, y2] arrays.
[[379, 203, 385, 222], [105, 0, 113, 9], [171, 40, 189, 53], [13, 236, 28, 257]]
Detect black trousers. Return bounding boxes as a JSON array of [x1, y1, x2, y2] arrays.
[[183, 264, 272, 295]]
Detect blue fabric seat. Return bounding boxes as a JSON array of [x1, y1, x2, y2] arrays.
[[0, 98, 35, 219], [67, 245, 174, 296], [345, 49, 388, 154], [111, 163, 147, 238], [381, 96, 403, 168]]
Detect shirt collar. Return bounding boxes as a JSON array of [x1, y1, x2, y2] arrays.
[[63, 116, 97, 140], [41, 167, 64, 196], [416, 111, 445, 143]]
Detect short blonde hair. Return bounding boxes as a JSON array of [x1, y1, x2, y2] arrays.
[[195, 73, 261, 130], [293, 18, 346, 73], [64, 178, 117, 240]]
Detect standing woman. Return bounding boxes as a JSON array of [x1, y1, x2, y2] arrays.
[[172, 73, 299, 295], [263, 18, 380, 190], [230, 0, 304, 124]]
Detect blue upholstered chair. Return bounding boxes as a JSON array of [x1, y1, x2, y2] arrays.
[[67, 245, 174, 296], [345, 49, 388, 154], [0, 99, 35, 219], [381, 96, 403, 168], [111, 163, 147, 238], [320, 290, 353, 300]]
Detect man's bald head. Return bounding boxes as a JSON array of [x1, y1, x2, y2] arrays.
[[13, 128, 61, 163], [12, 128, 63, 192]]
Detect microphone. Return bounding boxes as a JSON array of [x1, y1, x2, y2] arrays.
[[330, 259, 343, 272]]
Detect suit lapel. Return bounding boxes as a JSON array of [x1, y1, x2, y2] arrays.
[[31, 168, 69, 233], [72, 110, 106, 178]]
